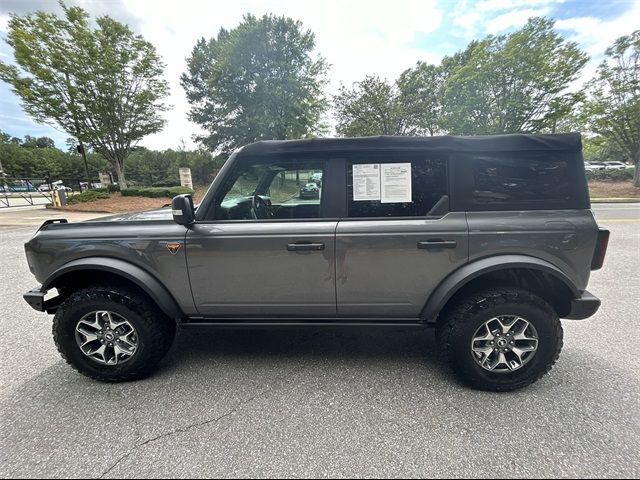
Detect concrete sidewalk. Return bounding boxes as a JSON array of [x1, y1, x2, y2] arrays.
[[0, 205, 106, 229]]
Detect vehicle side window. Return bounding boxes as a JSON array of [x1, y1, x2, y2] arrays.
[[211, 158, 326, 220], [471, 155, 570, 205], [346, 157, 448, 218]]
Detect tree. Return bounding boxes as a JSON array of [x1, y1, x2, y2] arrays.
[[181, 14, 329, 153], [334, 64, 442, 137], [584, 30, 640, 186], [0, 2, 169, 188], [440, 17, 588, 135], [334, 76, 405, 136], [397, 62, 443, 136], [22, 135, 56, 149]]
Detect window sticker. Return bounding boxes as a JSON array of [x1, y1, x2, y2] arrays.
[[381, 163, 412, 203], [352, 163, 381, 201]]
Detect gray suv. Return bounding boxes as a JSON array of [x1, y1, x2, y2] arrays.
[[23, 134, 609, 391]]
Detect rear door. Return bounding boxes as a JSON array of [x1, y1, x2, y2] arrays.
[[335, 153, 469, 318]]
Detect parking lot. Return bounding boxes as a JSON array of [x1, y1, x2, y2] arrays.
[[0, 204, 638, 478]]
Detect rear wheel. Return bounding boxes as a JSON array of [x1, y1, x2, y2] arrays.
[[436, 287, 563, 391], [53, 286, 176, 382]]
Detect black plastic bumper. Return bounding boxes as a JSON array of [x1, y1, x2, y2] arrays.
[[565, 290, 601, 320], [24, 287, 46, 311], [23, 286, 63, 314]]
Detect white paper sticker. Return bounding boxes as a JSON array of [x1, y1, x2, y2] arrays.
[[352, 163, 381, 201], [381, 163, 412, 203]]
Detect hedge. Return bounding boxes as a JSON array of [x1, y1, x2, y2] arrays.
[[120, 186, 194, 198], [586, 168, 635, 182], [66, 190, 110, 204]]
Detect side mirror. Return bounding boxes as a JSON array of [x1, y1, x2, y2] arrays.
[[172, 194, 195, 226]]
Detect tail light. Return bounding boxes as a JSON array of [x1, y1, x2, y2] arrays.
[[591, 228, 610, 270]]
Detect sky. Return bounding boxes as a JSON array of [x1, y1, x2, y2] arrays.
[[0, 0, 639, 151]]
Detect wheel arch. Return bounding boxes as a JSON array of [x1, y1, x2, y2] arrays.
[[422, 255, 580, 323], [43, 257, 184, 320]]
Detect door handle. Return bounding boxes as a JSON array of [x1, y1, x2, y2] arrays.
[[287, 242, 325, 252], [417, 240, 457, 250]]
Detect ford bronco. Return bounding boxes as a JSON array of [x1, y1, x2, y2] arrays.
[[23, 134, 609, 391]]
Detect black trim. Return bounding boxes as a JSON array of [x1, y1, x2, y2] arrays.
[[43, 257, 184, 320], [565, 290, 601, 320], [238, 134, 583, 156], [180, 318, 426, 328], [23, 287, 45, 311], [421, 255, 581, 322]]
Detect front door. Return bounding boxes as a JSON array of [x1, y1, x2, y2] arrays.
[[187, 155, 338, 318]]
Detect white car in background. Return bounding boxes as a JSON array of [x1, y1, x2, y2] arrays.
[[584, 162, 606, 171], [603, 161, 628, 170]]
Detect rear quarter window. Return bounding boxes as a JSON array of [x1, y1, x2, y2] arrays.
[[451, 151, 589, 211]]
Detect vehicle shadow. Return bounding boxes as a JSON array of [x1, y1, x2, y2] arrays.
[[165, 325, 438, 364]]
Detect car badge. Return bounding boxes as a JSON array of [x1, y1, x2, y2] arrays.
[[166, 242, 182, 255]]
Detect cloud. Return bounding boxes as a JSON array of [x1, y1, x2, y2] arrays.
[[556, 1, 640, 88], [1, 0, 639, 151], [0, 0, 142, 30], [485, 7, 552, 32], [451, 0, 561, 38], [123, 0, 445, 149]]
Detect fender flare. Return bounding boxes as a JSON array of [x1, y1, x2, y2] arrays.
[[421, 255, 580, 323], [43, 257, 183, 320]]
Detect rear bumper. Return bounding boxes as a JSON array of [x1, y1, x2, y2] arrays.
[[565, 290, 601, 320]]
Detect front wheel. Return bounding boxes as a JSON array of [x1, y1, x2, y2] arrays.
[[436, 287, 563, 391], [53, 286, 176, 382]]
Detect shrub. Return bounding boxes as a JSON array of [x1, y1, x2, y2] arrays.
[[151, 179, 181, 187], [107, 184, 120, 193], [66, 190, 110, 204], [120, 186, 194, 198], [586, 168, 635, 181]]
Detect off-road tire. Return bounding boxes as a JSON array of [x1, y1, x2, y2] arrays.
[[436, 287, 563, 392], [53, 285, 176, 382]]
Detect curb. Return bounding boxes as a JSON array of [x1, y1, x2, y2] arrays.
[[591, 198, 640, 203], [46, 205, 115, 214]]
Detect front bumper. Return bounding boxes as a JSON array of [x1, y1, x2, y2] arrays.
[[565, 290, 601, 320], [23, 286, 63, 314]]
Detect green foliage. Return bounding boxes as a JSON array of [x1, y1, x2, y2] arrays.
[[21, 135, 56, 149], [583, 135, 627, 163], [0, 131, 109, 178], [334, 76, 405, 136], [121, 186, 194, 198], [182, 14, 329, 153], [334, 64, 443, 137], [151, 180, 180, 187], [125, 147, 223, 186], [586, 168, 635, 182], [0, 2, 170, 188], [583, 30, 640, 186], [66, 189, 110, 204], [440, 17, 588, 134], [334, 18, 588, 139]]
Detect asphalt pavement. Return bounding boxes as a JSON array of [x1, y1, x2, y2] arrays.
[[0, 204, 638, 478]]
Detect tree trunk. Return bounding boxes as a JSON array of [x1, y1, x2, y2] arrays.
[[113, 159, 127, 189]]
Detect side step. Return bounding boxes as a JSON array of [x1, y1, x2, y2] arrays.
[[180, 318, 428, 328]]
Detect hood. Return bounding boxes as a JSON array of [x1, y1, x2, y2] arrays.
[[88, 207, 173, 222]]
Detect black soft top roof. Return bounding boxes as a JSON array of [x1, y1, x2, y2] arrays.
[[239, 133, 582, 156]]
